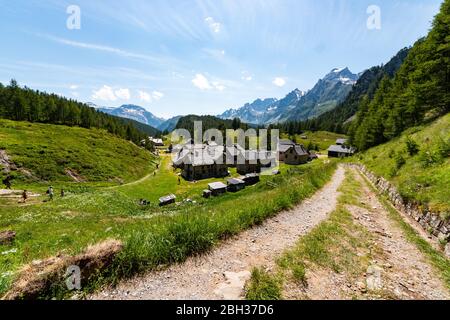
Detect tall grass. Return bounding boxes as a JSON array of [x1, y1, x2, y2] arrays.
[[245, 268, 282, 300]]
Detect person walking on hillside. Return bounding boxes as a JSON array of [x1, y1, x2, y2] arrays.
[[21, 190, 28, 203], [47, 186, 54, 201]]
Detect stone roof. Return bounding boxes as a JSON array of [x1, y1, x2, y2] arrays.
[[328, 144, 355, 154], [227, 178, 245, 185], [173, 144, 224, 166], [159, 194, 176, 203], [293, 145, 309, 156], [208, 182, 228, 190], [279, 139, 295, 146], [279, 144, 292, 153]]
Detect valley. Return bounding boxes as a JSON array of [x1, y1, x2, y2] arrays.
[[0, 0, 449, 303]]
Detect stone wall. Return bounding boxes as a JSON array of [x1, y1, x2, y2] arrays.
[[350, 164, 450, 258]]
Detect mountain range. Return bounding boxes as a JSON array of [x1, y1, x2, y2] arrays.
[[95, 104, 165, 128], [91, 67, 359, 131], [218, 67, 359, 125], [89, 103, 180, 132]]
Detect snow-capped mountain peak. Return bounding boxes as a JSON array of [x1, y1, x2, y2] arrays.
[[97, 104, 166, 128], [323, 67, 358, 84], [218, 88, 306, 125]]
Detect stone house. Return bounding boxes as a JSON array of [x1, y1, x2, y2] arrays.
[[328, 139, 355, 158], [284, 145, 309, 165], [327, 144, 355, 158], [278, 139, 296, 162], [173, 143, 228, 181]]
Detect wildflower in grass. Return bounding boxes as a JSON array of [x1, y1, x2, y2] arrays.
[[1, 248, 17, 255]]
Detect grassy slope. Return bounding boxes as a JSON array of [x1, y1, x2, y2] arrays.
[[0, 156, 337, 297], [357, 113, 450, 218], [0, 119, 155, 187]]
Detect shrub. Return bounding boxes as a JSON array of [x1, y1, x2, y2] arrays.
[[388, 149, 395, 159], [405, 138, 419, 156], [291, 263, 307, 286], [246, 268, 282, 300], [436, 137, 450, 158], [394, 153, 406, 169], [419, 149, 441, 168]]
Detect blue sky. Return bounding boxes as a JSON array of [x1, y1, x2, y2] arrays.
[[0, 0, 442, 118]]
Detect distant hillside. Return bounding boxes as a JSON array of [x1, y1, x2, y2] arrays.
[[158, 115, 182, 132], [115, 117, 161, 138], [350, 0, 450, 151], [0, 81, 150, 145], [175, 115, 251, 138], [0, 119, 156, 184]]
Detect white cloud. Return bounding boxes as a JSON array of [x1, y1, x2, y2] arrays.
[[92, 86, 131, 101], [69, 84, 78, 90], [241, 71, 253, 81], [41, 34, 175, 65], [71, 92, 79, 97], [212, 82, 226, 91], [192, 74, 226, 91], [92, 85, 117, 101], [138, 90, 152, 103], [115, 88, 131, 100], [192, 73, 212, 90], [152, 91, 164, 100], [205, 17, 221, 33], [272, 77, 286, 87]]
